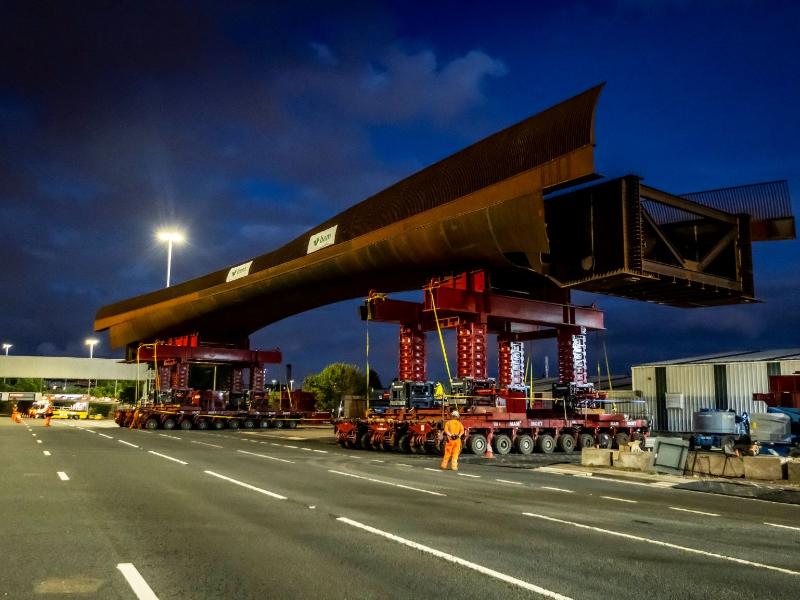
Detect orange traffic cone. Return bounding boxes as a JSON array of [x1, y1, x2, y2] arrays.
[[484, 438, 495, 459]]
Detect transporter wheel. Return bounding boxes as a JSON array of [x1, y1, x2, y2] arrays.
[[144, 418, 159, 430], [163, 418, 176, 430], [410, 439, 427, 454], [338, 438, 347, 448], [615, 432, 631, 448], [537, 434, 556, 454], [228, 420, 240, 430], [467, 433, 487, 455], [259, 420, 269, 429], [274, 420, 284, 429], [360, 431, 373, 450], [493, 434, 512, 455], [195, 419, 209, 430], [515, 434, 534, 455], [432, 437, 445, 456], [242, 419, 255, 429], [398, 434, 411, 453], [579, 433, 595, 449], [179, 419, 193, 431], [213, 420, 225, 430], [598, 433, 613, 449], [558, 434, 576, 454], [286, 420, 298, 429]]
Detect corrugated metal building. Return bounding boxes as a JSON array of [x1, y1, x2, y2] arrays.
[[632, 349, 800, 432]]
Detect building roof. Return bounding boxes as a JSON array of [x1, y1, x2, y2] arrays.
[[634, 349, 800, 367]]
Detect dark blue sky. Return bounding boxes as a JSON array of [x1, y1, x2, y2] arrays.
[[1, 0, 798, 384]]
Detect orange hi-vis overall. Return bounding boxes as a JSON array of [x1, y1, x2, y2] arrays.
[[440, 418, 465, 470]]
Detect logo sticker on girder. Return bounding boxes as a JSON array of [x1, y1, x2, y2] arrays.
[[307, 225, 338, 254], [226, 260, 253, 282]]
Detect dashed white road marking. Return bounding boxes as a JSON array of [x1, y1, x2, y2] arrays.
[[765, 522, 800, 532], [424, 467, 442, 473], [523, 512, 800, 576], [651, 481, 679, 488], [270, 443, 280, 447], [43, 451, 51, 456], [36, 440, 42, 444], [496, 479, 523, 485], [98, 433, 113, 439], [397, 463, 413, 468], [119, 440, 139, 448], [159, 434, 181, 440], [32, 433, 37, 437], [57, 471, 69, 481], [670, 506, 718, 517], [300, 447, 312, 451], [237, 450, 294, 464], [204, 470, 287, 500], [457, 473, 480, 479], [284, 445, 299, 449], [312, 449, 328, 454], [147, 451, 188, 465], [371, 459, 385, 463], [191, 440, 223, 449], [85, 430, 96, 434], [117, 563, 159, 600], [338, 517, 572, 599], [542, 486, 574, 493], [601, 496, 638, 504], [329, 470, 445, 497]]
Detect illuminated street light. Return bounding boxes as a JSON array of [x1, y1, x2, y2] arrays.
[[156, 229, 185, 287], [85, 338, 99, 359], [2, 343, 11, 355]]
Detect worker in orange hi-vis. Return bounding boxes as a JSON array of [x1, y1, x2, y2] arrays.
[[12, 405, 22, 423], [44, 404, 54, 427], [440, 410, 465, 471]]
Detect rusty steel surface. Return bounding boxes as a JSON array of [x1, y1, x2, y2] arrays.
[[96, 86, 604, 348]]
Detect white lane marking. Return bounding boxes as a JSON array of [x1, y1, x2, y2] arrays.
[[204, 470, 287, 500], [32, 433, 37, 437], [147, 451, 188, 465], [602, 496, 638, 504], [652, 481, 679, 488], [424, 467, 442, 473], [57, 471, 69, 481], [457, 473, 480, 478], [765, 522, 800, 532], [397, 463, 413, 468], [670, 507, 718, 517], [328, 470, 445, 497], [300, 447, 312, 451], [312, 449, 328, 454], [270, 443, 280, 447], [159, 434, 181, 440], [36, 440, 42, 444], [496, 479, 523, 485], [191, 441, 223, 449], [43, 451, 51, 456], [237, 450, 294, 464], [119, 440, 139, 448], [523, 512, 800, 576], [591, 476, 658, 488], [371, 459, 385, 463], [98, 433, 113, 439], [283, 444, 299, 449], [542, 486, 574, 493], [117, 563, 159, 600], [287, 436, 304, 440], [85, 430, 96, 434], [309, 505, 316, 510], [338, 517, 572, 599]]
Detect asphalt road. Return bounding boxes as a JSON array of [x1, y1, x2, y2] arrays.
[[1, 418, 798, 599]]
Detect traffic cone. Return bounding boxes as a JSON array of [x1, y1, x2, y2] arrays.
[[484, 439, 495, 459]]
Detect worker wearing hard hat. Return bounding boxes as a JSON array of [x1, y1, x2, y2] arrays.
[[440, 410, 465, 471]]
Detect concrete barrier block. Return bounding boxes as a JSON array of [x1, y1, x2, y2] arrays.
[[787, 460, 800, 482], [685, 452, 744, 477], [615, 451, 653, 472], [581, 448, 613, 467], [743, 456, 784, 480]]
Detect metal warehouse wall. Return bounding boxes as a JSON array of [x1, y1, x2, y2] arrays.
[[632, 359, 799, 432], [0, 356, 145, 380]]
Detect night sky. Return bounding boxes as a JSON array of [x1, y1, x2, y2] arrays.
[[1, 1, 798, 385]]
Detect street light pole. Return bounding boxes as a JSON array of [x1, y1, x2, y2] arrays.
[[1, 343, 10, 385], [156, 230, 185, 288]]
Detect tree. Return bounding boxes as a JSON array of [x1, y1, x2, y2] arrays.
[[302, 363, 367, 411]]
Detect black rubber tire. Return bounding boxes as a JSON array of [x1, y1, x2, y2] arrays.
[[537, 434, 556, 454], [259, 420, 269, 429], [163, 418, 176, 430], [360, 431, 373, 450], [228, 420, 239, 430], [145, 418, 159, 430], [274, 420, 284, 429], [410, 440, 427, 454], [515, 434, 534, 455], [558, 433, 576, 454], [179, 419, 193, 430], [493, 433, 513, 455], [579, 433, 595, 449], [338, 438, 347, 448], [398, 434, 411, 453], [243, 419, 255, 429], [615, 432, 631, 448], [432, 437, 445, 456], [467, 433, 487, 455], [286, 420, 298, 429], [598, 432, 613, 449], [213, 420, 225, 430], [195, 419, 209, 430]]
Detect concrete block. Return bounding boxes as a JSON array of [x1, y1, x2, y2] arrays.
[[615, 451, 653, 472], [743, 456, 784, 481], [685, 452, 744, 478], [581, 448, 613, 467], [787, 460, 800, 482]]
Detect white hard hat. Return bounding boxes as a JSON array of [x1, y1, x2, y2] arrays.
[[451, 410, 459, 418]]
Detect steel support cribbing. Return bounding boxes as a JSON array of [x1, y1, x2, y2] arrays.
[[498, 340, 525, 388], [557, 327, 588, 385], [457, 322, 487, 379], [249, 366, 265, 403], [398, 324, 427, 381]]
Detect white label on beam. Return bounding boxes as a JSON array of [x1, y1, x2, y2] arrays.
[[307, 225, 337, 254], [226, 260, 253, 282]]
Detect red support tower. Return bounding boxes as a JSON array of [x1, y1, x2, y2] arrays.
[[498, 340, 512, 388], [398, 324, 427, 381], [557, 326, 588, 385], [457, 322, 487, 379]]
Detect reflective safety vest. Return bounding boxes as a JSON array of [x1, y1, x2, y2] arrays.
[[444, 419, 464, 440]]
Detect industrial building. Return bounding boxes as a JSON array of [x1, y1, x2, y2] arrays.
[[632, 349, 800, 432]]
